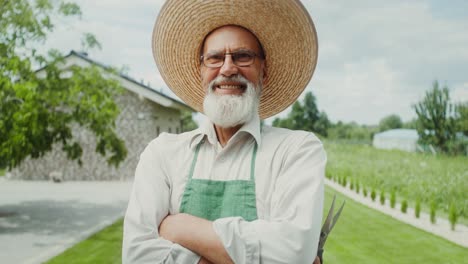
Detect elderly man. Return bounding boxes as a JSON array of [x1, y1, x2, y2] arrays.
[[123, 0, 324, 263]]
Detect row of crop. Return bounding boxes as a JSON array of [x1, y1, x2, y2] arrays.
[[323, 141, 467, 223], [326, 172, 460, 230]]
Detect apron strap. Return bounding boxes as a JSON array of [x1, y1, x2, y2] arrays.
[[188, 139, 203, 180], [250, 143, 258, 181], [189, 138, 258, 181]]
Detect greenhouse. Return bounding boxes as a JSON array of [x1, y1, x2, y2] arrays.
[[373, 129, 419, 152]]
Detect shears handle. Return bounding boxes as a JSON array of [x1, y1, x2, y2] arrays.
[[317, 248, 324, 264]]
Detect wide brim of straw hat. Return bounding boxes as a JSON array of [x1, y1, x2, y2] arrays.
[[152, 0, 318, 119]]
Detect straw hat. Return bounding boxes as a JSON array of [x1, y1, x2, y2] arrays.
[[152, 0, 318, 119]]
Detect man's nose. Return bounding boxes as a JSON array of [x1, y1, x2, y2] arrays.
[[219, 55, 239, 77]]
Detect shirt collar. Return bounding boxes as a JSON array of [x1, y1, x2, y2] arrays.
[[189, 114, 262, 149]]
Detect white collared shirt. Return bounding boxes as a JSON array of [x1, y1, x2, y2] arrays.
[[123, 115, 325, 264]]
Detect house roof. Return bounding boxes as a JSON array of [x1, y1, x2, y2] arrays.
[[63, 50, 194, 112]]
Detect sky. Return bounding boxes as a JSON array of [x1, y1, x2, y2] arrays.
[[43, 0, 468, 125]]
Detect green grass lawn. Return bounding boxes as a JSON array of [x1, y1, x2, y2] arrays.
[[46, 219, 123, 264], [0, 168, 5, 177], [46, 187, 467, 263], [324, 140, 468, 222], [323, 188, 466, 263]]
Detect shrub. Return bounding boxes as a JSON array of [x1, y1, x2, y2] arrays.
[[363, 188, 368, 197], [415, 199, 421, 218], [390, 190, 396, 209], [355, 182, 360, 194], [401, 200, 408, 213], [350, 180, 354, 190], [370, 189, 376, 201], [430, 201, 437, 224], [449, 203, 458, 230], [342, 177, 347, 187]]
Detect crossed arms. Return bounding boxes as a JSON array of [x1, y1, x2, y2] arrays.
[[122, 134, 325, 263]]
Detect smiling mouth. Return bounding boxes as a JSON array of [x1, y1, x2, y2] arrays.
[[215, 84, 246, 90]]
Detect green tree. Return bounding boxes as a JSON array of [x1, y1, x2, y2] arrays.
[[413, 81, 457, 153], [455, 102, 468, 136], [302, 92, 330, 136], [272, 91, 330, 137], [0, 0, 126, 169], [302, 92, 319, 130], [290, 101, 306, 130], [272, 116, 293, 129], [180, 111, 198, 132], [314, 111, 331, 137], [379, 114, 403, 132], [328, 121, 377, 144], [402, 118, 418, 129]]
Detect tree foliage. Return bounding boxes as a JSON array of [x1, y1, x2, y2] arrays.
[[455, 102, 468, 136], [272, 91, 330, 137], [181, 111, 198, 132], [327, 121, 378, 144], [0, 0, 126, 169], [413, 81, 459, 154], [378, 114, 403, 132]]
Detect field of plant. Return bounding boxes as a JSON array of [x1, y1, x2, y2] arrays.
[[324, 140, 468, 222]]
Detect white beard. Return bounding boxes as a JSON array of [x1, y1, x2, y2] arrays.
[[203, 75, 260, 128]]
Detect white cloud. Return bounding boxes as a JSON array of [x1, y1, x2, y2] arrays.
[[307, 58, 419, 124], [298, 0, 468, 124]]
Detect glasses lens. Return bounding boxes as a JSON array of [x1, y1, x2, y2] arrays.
[[202, 51, 256, 68], [233, 51, 255, 66], [204, 54, 224, 68]]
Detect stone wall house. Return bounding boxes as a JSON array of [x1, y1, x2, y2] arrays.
[[9, 51, 194, 181]]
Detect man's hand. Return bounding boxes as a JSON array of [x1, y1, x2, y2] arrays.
[[160, 214, 321, 264], [313, 256, 321, 264], [159, 213, 233, 264], [198, 257, 214, 264]]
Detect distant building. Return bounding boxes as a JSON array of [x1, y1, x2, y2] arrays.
[[372, 129, 419, 152], [9, 51, 194, 181]]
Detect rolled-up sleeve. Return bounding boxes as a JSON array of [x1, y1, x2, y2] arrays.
[[122, 139, 201, 264], [212, 134, 325, 264]]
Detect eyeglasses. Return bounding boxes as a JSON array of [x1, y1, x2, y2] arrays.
[[200, 50, 263, 68]]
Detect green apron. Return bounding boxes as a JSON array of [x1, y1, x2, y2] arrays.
[[179, 139, 258, 221]]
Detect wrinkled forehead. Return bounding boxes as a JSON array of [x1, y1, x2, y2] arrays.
[[200, 25, 265, 56]]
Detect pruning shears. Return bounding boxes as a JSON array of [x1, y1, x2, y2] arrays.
[[317, 195, 345, 264]]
